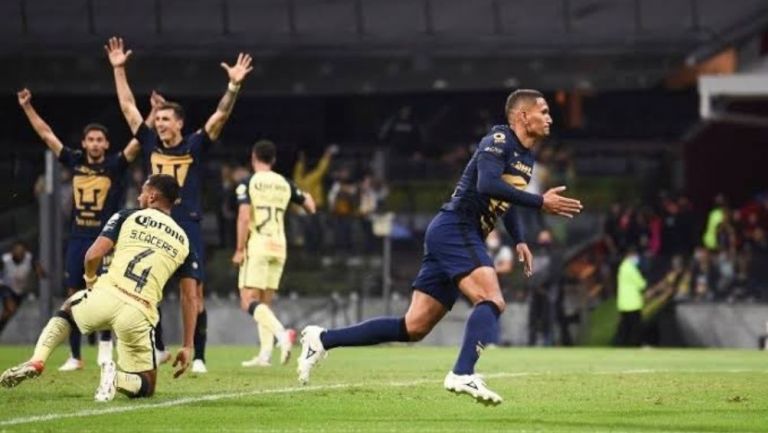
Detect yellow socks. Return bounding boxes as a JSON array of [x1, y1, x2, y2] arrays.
[[252, 304, 285, 335], [257, 323, 275, 359], [31, 317, 71, 363], [116, 372, 143, 396]]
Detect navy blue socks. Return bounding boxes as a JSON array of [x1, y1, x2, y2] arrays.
[[453, 301, 501, 375], [320, 317, 409, 350]]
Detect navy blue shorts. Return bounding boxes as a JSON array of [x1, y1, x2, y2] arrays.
[[0, 285, 24, 306], [64, 236, 95, 290], [178, 219, 206, 281], [411, 210, 493, 310]]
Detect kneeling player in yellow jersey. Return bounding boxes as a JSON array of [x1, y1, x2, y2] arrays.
[[0, 174, 200, 401], [233, 140, 316, 367]]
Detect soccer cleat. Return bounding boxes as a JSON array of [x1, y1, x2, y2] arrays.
[[443, 371, 503, 406], [191, 359, 208, 374], [155, 350, 172, 365], [241, 356, 271, 368], [58, 357, 84, 372], [94, 360, 117, 402], [0, 360, 44, 388], [296, 325, 327, 385], [279, 329, 297, 366], [97, 340, 114, 367]]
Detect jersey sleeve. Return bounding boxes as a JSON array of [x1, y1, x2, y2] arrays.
[[476, 135, 543, 209], [235, 177, 251, 205], [57, 146, 82, 169], [189, 129, 213, 158], [99, 209, 138, 242], [173, 250, 202, 281], [288, 179, 307, 205], [135, 123, 158, 156]]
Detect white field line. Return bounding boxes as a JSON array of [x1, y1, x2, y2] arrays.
[[0, 369, 764, 427]]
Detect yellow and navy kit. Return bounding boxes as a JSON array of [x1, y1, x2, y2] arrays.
[[235, 171, 306, 259], [135, 124, 211, 222], [58, 147, 128, 238], [95, 207, 200, 323]]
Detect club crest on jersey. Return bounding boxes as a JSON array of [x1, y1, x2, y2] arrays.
[[492, 132, 505, 143]]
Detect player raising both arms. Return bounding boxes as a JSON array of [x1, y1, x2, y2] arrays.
[[1, 174, 199, 401], [233, 140, 316, 367], [106, 36, 253, 373], [297, 89, 583, 405], [16, 88, 145, 371]]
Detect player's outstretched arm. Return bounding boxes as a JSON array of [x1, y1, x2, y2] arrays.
[[502, 207, 533, 277], [122, 92, 165, 162], [173, 277, 197, 378], [17, 88, 64, 156], [204, 53, 253, 141], [232, 203, 251, 266], [476, 151, 582, 217], [105, 36, 143, 135], [83, 236, 115, 288]]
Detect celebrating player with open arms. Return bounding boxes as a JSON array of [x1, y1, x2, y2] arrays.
[[106, 36, 253, 373], [1, 174, 200, 401], [16, 88, 151, 372], [297, 89, 582, 405]]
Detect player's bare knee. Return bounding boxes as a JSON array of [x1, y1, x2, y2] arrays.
[[404, 316, 435, 341], [473, 295, 506, 314]]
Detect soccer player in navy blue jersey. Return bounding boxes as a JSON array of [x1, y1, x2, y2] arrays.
[[298, 90, 583, 405], [106, 37, 253, 373], [17, 88, 145, 372]]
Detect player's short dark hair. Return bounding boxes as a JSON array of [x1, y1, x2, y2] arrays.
[[252, 139, 276, 164], [82, 123, 109, 140], [505, 89, 544, 116], [158, 102, 185, 121], [146, 174, 180, 204]]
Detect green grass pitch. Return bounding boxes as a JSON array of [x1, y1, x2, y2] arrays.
[[1, 345, 767, 432]]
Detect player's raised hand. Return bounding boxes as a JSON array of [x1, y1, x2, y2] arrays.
[[172, 347, 192, 378], [105, 37, 133, 67], [150, 90, 166, 108], [17, 88, 31, 107], [541, 186, 583, 218], [515, 243, 533, 277], [221, 53, 253, 85], [231, 249, 245, 266]]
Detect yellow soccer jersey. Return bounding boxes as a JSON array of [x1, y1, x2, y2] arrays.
[[95, 208, 200, 323], [235, 171, 306, 259]]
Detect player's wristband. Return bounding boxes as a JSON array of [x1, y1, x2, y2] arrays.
[[83, 274, 98, 286], [227, 81, 241, 93]]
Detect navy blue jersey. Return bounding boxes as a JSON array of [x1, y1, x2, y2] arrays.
[[136, 123, 212, 222], [441, 125, 541, 239], [58, 147, 128, 238]]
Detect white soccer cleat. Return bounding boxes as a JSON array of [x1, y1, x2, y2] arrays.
[[443, 371, 503, 406], [241, 356, 271, 368], [94, 360, 117, 402], [191, 359, 208, 374], [296, 325, 327, 385], [58, 357, 83, 372], [155, 349, 172, 365], [97, 340, 114, 367], [0, 360, 44, 388], [279, 329, 297, 366]]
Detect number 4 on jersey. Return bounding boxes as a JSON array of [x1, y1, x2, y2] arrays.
[[124, 248, 154, 293]]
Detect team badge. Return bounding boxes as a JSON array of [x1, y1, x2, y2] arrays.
[[492, 132, 505, 143]]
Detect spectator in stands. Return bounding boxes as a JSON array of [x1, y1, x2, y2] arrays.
[[702, 194, 727, 250], [293, 145, 338, 252], [358, 174, 388, 253], [615, 248, 647, 346], [527, 230, 557, 346], [0, 241, 45, 336], [378, 105, 424, 160], [689, 247, 718, 301], [328, 166, 358, 252]]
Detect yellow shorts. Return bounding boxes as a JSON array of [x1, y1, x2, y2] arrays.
[[69, 288, 157, 373], [238, 253, 285, 290]]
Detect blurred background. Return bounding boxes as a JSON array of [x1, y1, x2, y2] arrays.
[[1, 0, 768, 349]]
